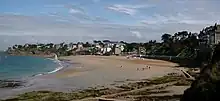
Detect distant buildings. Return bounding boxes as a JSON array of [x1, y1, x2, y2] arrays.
[[213, 25, 220, 44], [199, 24, 220, 46], [208, 25, 220, 45], [7, 40, 128, 56], [55, 44, 61, 49]]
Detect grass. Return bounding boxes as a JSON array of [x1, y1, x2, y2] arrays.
[[174, 79, 192, 86], [134, 94, 182, 101], [2, 88, 120, 101], [1, 74, 190, 101], [130, 90, 170, 96], [117, 75, 182, 90]]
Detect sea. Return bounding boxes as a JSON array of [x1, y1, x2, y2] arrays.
[[0, 52, 63, 80]]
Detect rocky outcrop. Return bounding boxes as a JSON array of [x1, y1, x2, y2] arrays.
[[181, 44, 220, 101], [0, 80, 24, 88]]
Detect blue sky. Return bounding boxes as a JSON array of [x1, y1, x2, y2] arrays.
[[0, 0, 220, 49]]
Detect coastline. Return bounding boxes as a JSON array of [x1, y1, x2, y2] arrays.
[[7, 53, 55, 58], [0, 55, 190, 100], [0, 54, 68, 88]]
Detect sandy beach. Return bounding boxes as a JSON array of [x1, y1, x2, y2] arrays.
[[0, 55, 183, 99]]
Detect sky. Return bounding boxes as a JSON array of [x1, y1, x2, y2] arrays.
[[0, 0, 220, 50]]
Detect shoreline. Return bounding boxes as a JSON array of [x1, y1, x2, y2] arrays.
[[0, 55, 69, 88], [0, 55, 189, 100]]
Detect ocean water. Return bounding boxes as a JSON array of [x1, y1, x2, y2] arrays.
[[0, 52, 60, 80]]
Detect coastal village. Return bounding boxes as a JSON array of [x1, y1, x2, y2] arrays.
[[7, 23, 220, 60], [1, 24, 220, 101], [7, 40, 127, 56], [1, 0, 220, 100]]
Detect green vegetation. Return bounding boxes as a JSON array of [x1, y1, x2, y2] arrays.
[[2, 88, 120, 101], [2, 74, 191, 101], [181, 44, 220, 101], [6, 24, 218, 60], [117, 74, 187, 90], [135, 94, 182, 101]]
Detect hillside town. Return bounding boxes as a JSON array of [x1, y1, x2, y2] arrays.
[[7, 40, 128, 56], [7, 24, 220, 59]]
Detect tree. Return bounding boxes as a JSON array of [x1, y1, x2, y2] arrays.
[[93, 40, 98, 44], [178, 31, 188, 40], [83, 42, 91, 47], [161, 33, 172, 43], [18, 45, 23, 49], [103, 40, 110, 43], [60, 42, 65, 47], [181, 44, 220, 101]]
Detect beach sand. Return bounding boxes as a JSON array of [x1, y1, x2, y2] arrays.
[[0, 55, 180, 99]]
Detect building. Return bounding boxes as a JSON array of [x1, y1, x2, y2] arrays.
[[114, 47, 121, 55], [77, 43, 83, 50], [72, 44, 77, 50], [207, 24, 220, 45], [199, 24, 220, 46], [54, 44, 61, 49], [214, 25, 220, 44]]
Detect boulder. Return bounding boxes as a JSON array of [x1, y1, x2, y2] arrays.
[[181, 44, 220, 101]]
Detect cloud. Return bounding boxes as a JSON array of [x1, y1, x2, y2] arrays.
[[93, 0, 100, 3], [1, 0, 220, 49], [130, 31, 142, 39], [0, 13, 217, 50], [44, 4, 64, 8], [107, 4, 152, 15], [64, 4, 85, 14], [140, 12, 216, 26], [69, 8, 84, 14], [107, 5, 136, 15]]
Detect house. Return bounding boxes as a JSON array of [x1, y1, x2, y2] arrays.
[[66, 43, 77, 51], [37, 45, 42, 49], [54, 44, 61, 49], [139, 47, 146, 54], [214, 25, 220, 44], [24, 44, 29, 48], [77, 43, 83, 50], [114, 47, 121, 55], [95, 43, 102, 49], [72, 44, 77, 50], [201, 24, 220, 46], [114, 43, 125, 55], [102, 47, 112, 55]]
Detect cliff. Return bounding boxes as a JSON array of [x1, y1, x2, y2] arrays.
[[181, 44, 220, 101]]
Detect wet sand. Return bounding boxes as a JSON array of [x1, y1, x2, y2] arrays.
[[0, 55, 180, 99]]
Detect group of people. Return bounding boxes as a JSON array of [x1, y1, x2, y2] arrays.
[[137, 65, 151, 71], [119, 65, 151, 71]]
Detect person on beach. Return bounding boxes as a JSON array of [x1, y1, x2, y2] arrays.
[[145, 65, 148, 69]]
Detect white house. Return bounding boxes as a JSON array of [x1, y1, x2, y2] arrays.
[[115, 47, 121, 55], [77, 43, 83, 50], [24, 44, 29, 48], [54, 44, 61, 49], [72, 44, 77, 49], [95, 43, 102, 49], [37, 46, 42, 49]]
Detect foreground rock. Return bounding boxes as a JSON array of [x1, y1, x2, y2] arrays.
[[1, 74, 191, 101], [0, 80, 24, 88], [181, 44, 220, 101]]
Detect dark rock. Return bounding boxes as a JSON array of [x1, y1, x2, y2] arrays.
[[181, 44, 220, 101], [0, 80, 24, 88]]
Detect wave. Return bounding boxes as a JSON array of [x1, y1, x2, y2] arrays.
[[33, 58, 64, 77], [47, 58, 64, 74]]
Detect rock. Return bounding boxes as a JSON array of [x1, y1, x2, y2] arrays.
[[181, 44, 220, 101], [0, 80, 24, 88]]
